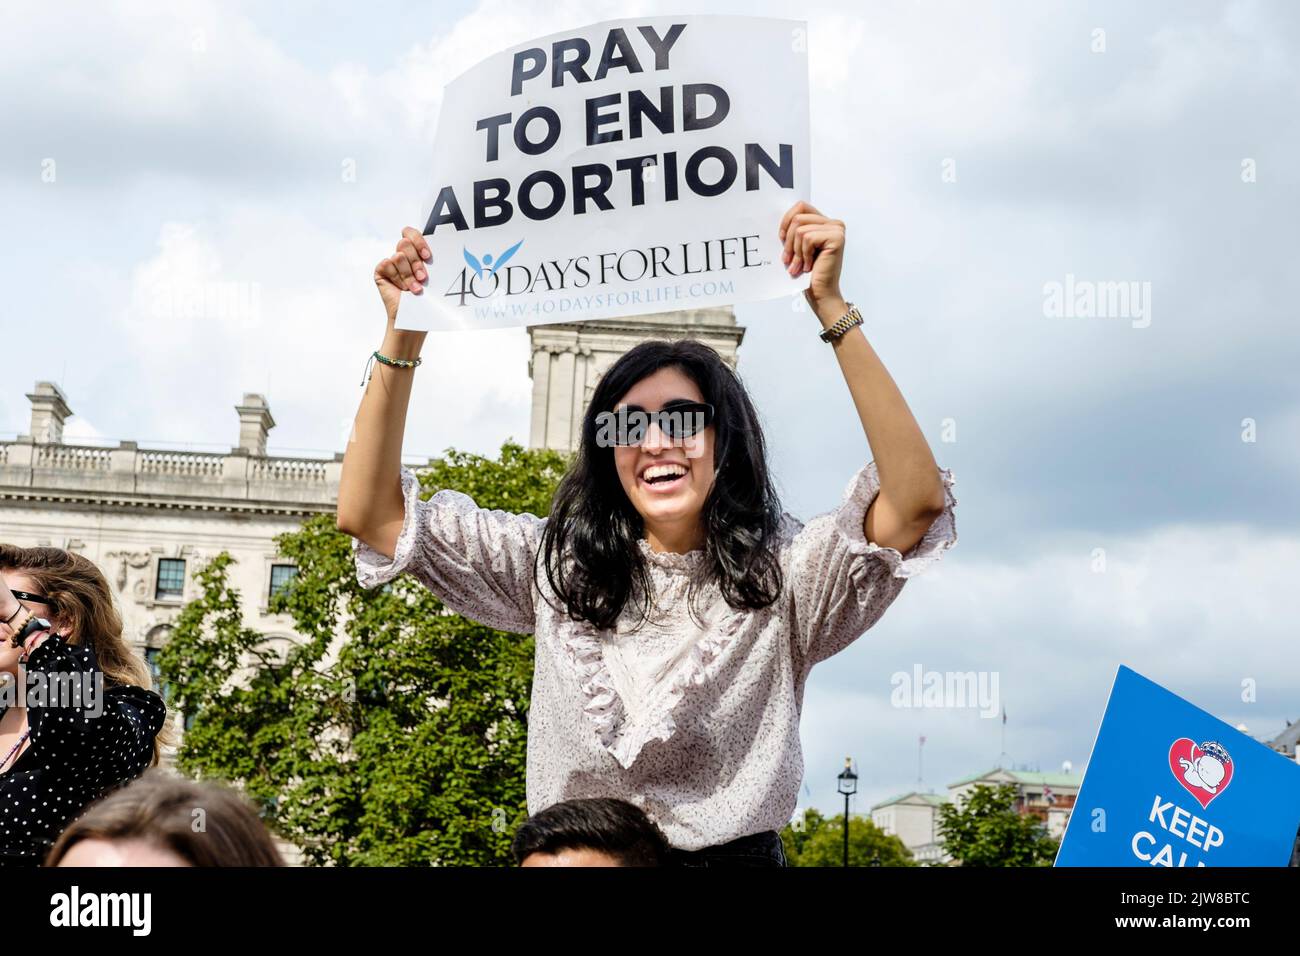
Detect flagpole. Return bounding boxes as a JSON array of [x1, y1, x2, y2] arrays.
[[999, 705, 1007, 769]]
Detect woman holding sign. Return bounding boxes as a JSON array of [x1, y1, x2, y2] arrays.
[[338, 201, 957, 867]]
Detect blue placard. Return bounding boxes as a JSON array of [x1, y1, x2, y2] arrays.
[[1055, 665, 1300, 867]]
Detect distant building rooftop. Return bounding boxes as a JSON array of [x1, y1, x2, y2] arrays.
[[1266, 720, 1300, 758], [871, 791, 950, 811], [948, 768, 1081, 789], [0, 382, 357, 517]]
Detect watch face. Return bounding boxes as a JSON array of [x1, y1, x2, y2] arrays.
[[19, 617, 50, 641]]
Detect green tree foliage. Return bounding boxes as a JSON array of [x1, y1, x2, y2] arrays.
[[157, 440, 570, 866], [936, 783, 1060, 866], [781, 807, 916, 866]]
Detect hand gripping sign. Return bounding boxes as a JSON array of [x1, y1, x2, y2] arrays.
[[397, 15, 811, 331], [1055, 666, 1300, 867]]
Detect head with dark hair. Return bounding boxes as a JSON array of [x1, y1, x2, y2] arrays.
[[513, 797, 673, 866], [539, 338, 784, 631], [44, 770, 285, 867]]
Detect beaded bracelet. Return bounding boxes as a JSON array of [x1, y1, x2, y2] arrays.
[[361, 350, 423, 386]]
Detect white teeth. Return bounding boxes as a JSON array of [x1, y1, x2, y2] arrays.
[[642, 464, 688, 482]]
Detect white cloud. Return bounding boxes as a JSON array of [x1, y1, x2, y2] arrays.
[[3, 0, 1298, 827], [801, 520, 1300, 813]]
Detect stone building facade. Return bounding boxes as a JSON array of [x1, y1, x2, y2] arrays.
[[0, 383, 341, 707], [527, 309, 743, 453]]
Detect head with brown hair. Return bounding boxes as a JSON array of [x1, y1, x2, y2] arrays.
[[0, 543, 174, 762], [45, 770, 286, 867]]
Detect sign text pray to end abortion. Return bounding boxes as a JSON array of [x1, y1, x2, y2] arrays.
[[399, 16, 811, 331]]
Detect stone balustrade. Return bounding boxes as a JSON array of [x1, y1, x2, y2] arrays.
[[0, 438, 344, 512]]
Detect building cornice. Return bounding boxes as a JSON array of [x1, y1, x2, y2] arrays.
[[0, 488, 335, 518]]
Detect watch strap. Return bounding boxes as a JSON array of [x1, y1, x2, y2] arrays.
[[12, 614, 49, 649], [819, 302, 864, 343]]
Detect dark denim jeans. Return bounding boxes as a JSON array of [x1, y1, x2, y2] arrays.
[[666, 829, 788, 867]]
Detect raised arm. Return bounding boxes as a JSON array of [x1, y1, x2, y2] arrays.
[[336, 226, 433, 558], [336, 229, 545, 634], [779, 201, 948, 550], [776, 201, 957, 678]]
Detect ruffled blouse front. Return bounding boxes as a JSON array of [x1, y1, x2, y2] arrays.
[[353, 460, 958, 851]]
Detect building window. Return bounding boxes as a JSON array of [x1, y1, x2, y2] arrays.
[[144, 624, 174, 701], [269, 564, 298, 600], [145, 647, 163, 693], [145, 646, 176, 704], [155, 558, 186, 601]]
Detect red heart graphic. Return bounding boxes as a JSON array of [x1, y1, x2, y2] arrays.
[[1168, 737, 1233, 809]]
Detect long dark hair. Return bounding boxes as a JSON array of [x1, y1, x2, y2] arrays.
[[538, 339, 784, 631]]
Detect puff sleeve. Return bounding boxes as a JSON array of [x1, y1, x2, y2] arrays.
[[21, 633, 166, 788], [784, 461, 958, 679], [352, 465, 548, 635]]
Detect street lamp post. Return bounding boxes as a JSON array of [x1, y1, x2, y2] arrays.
[[836, 757, 858, 868]]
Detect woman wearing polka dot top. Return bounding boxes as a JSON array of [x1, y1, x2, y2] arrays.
[[0, 546, 169, 867], [338, 201, 958, 866]]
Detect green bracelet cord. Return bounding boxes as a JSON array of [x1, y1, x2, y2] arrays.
[[361, 350, 423, 386]]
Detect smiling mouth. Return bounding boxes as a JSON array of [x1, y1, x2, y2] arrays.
[[639, 462, 689, 493]]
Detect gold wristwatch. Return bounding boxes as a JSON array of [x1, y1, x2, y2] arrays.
[[819, 302, 864, 343]]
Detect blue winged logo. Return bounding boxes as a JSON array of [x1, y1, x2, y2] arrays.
[[463, 239, 524, 279]]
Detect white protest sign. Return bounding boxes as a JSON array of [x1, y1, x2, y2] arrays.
[[397, 15, 810, 331]]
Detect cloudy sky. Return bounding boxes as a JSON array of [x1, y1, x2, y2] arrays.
[[2, 0, 1297, 823]]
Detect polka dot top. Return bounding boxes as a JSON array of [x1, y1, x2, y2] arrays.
[[0, 634, 167, 866], [353, 460, 958, 851]]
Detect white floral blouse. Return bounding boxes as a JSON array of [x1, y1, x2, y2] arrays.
[[353, 460, 958, 851]]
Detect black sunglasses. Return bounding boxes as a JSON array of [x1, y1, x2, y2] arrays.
[[11, 589, 54, 608], [596, 401, 715, 446]]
